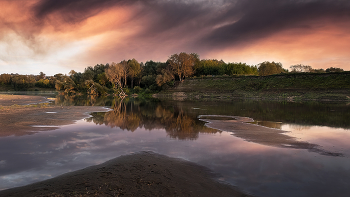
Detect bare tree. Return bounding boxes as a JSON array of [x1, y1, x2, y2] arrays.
[[290, 64, 313, 73], [119, 60, 128, 87], [105, 62, 125, 96]]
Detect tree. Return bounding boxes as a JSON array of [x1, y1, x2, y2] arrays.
[[168, 52, 198, 81], [11, 75, 36, 90], [54, 73, 64, 81], [0, 74, 11, 85], [127, 58, 141, 88], [195, 59, 226, 76], [290, 64, 313, 72], [258, 61, 285, 76], [55, 75, 76, 94], [156, 68, 174, 87], [83, 67, 94, 81], [105, 62, 126, 96], [143, 61, 158, 76], [37, 72, 46, 80], [97, 73, 108, 86], [225, 62, 258, 75], [69, 70, 77, 76], [119, 60, 128, 87], [326, 67, 344, 72]]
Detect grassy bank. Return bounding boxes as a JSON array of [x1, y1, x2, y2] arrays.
[[155, 72, 350, 101]]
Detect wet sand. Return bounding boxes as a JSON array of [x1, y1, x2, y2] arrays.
[[0, 94, 109, 137], [0, 152, 251, 197], [199, 115, 343, 157], [0, 94, 51, 106]]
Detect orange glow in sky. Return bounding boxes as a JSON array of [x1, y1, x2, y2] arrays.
[[1, 0, 350, 75]]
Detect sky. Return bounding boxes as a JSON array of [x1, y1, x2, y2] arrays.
[[1, 0, 350, 75]]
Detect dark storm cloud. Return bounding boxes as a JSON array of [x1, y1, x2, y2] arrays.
[[33, 0, 212, 34], [199, 0, 350, 48], [33, 0, 133, 23], [33, 0, 350, 50], [136, 1, 210, 36]]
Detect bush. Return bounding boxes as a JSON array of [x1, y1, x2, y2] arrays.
[[133, 86, 143, 93], [124, 88, 131, 95], [144, 88, 152, 94]]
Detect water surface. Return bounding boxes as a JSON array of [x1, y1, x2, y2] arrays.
[[1, 97, 349, 197]]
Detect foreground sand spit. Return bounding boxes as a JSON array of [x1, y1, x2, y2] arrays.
[[0, 152, 251, 197]]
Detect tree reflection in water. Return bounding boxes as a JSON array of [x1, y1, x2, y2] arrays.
[[85, 98, 219, 140]]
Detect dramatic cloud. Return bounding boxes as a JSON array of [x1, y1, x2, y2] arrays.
[[1, 0, 350, 74], [201, 0, 350, 47]]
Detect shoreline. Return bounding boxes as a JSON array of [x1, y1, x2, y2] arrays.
[[0, 94, 110, 137], [198, 115, 343, 157]]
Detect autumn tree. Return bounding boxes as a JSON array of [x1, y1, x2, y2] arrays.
[[168, 52, 199, 81], [156, 68, 174, 86], [11, 75, 36, 90], [69, 70, 77, 76], [258, 61, 285, 76], [55, 75, 76, 94], [0, 74, 11, 85], [127, 58, 141, 88]]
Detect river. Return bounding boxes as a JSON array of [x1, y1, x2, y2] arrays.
[[1, 95, 349, 197]]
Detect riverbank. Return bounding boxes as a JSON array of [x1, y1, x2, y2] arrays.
[[0, 152, 251, 197], [154, 72, 350, 101], [0, 94, 109, 137]]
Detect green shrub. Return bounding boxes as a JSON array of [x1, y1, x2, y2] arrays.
[[134, 86, 143, 93]]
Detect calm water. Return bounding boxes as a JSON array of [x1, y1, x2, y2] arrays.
[[1, 96, 350, 197]]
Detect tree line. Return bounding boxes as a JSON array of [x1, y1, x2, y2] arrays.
[[0, 52, 346, 93]]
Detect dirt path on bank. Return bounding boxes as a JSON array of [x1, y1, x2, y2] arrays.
[[0, 94, 109, 137]]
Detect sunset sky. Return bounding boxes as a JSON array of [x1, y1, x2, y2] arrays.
[[1, 0, 350, 75]]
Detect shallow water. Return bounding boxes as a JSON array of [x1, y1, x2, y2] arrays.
[[1, 98, 350, 197]]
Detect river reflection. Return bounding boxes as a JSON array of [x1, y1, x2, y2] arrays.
[[1, 97, 350, 197], [85, 100, 219, 140]]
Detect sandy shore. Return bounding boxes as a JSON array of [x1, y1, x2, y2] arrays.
[[0, 94, 51, 106], [0, 94, 109, 137], [199, 115, 343, 157], [0, 152, 251, 197]]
